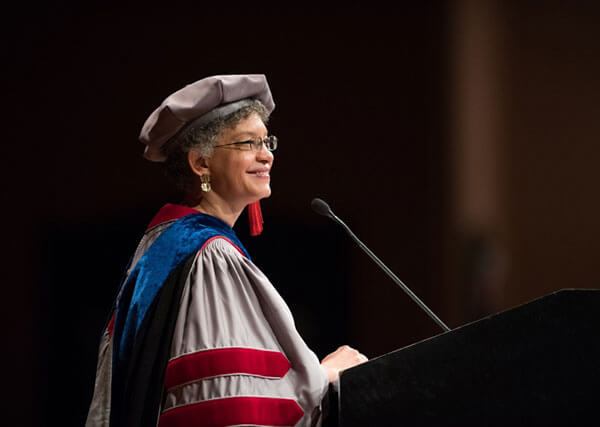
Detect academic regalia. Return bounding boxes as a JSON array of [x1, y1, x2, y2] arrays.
[[86, 204, 329, 427]]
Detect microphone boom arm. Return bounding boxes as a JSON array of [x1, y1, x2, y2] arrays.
[[329, 211, 451, 333]]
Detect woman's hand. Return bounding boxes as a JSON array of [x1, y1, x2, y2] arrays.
[[320, 345, 369, 383]]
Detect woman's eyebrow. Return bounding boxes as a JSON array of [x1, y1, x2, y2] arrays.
[[230, 132, 261, 140], [231, 131, 260, 140]]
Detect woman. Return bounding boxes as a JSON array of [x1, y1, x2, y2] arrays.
[[86, 74, 367, 427]]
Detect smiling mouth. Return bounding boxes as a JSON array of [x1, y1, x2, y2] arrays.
[[248, 171, 270, 177]]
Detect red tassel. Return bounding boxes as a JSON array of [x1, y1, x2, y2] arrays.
[[248, 201, 263, 236]]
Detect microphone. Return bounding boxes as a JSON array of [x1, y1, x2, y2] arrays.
[[311, 198, 451, 332]]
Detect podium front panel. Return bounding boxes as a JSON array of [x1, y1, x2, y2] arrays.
[[337, 289, 600, 426]]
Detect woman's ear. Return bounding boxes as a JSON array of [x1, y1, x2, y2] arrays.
[[187, 150, 210, 178]]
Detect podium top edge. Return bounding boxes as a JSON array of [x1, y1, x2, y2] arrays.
[[368, 288, 599, 363]]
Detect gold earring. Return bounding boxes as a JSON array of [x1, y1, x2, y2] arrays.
[[200, 175, 211, 192]]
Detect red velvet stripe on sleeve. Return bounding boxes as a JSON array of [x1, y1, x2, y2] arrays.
[[158, 396, 304, 427], [164, 347, 291, 391]]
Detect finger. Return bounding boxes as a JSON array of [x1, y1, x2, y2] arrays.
[[322, 345, 352, 363], [342, 346, 359, 356]]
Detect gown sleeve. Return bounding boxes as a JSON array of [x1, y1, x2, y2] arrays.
[[158, 237, 329, 427]]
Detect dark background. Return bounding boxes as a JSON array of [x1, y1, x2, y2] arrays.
[[3, 1, 600, 426]]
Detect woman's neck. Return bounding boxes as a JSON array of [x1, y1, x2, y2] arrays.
[[182, 192, 244, 228]]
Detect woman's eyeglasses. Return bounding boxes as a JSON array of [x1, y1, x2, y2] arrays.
[[214, 135, 278, 152]]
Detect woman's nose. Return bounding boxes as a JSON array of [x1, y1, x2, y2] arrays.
[[256, 144, 274, 162]]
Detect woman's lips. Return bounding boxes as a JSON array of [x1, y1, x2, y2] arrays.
[[247, 169, 270, 178]]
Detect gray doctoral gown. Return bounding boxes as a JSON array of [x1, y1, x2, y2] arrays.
[[86, 209, 329, 427]]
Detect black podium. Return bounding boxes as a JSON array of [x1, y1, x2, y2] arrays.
[[328, 289, 600, 426]]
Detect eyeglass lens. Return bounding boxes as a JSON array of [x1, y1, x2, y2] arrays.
[[257, 136, 278, 151]]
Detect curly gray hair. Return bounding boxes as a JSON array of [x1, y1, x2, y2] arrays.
[[163, 99, 270, 191]]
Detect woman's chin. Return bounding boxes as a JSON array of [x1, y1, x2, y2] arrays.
[[240, 188, 271, 206], [256, 188, 271, 201], [258, 184, 271, 198]]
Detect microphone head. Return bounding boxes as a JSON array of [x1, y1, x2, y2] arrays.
[[311, 198, 333, 217]]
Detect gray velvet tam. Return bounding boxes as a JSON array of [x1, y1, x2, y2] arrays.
[[139, 74, 275, 162]]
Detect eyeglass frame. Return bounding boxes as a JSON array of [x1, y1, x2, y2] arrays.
[[214, 135, 278, 152]]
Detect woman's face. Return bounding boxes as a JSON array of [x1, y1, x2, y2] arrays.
[[207, 113, 274, 208]]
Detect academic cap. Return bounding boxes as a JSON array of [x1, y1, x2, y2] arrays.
[[139, 74, 275, 162]]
